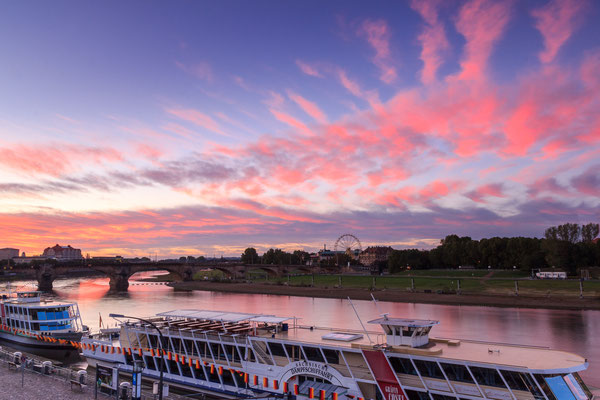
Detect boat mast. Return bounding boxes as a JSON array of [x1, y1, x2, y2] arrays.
[[347, 297, 372, 344]]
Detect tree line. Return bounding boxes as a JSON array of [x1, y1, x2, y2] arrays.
[[388, 223, 600, 274], [241, 247, 310, 265]]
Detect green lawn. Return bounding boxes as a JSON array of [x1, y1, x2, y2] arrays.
[[395, 269, 490, 277], [194, 270, 600, 298]]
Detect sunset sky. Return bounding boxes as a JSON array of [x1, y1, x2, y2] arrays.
[[1, 0, 599, 258]]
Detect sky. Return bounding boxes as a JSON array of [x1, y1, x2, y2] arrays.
[[1, 0, 599, 258]]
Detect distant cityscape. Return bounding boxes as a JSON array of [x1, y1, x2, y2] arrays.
[[0, 243, 395, 269]]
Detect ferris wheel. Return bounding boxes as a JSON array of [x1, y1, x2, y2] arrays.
[[334, 234, 362, 254]]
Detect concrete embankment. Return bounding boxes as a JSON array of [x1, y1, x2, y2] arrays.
[[168, 281, 600, 310]]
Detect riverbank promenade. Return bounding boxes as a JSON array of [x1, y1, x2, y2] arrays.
[[0, 371, 89, 400]]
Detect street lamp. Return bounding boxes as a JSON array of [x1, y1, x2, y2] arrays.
[[109, 313, 165, 400]]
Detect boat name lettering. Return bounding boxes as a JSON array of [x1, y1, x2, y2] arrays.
[[288, 362, 334, 381]]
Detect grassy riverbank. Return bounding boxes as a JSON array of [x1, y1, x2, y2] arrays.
[[162, 269, 600, 310]]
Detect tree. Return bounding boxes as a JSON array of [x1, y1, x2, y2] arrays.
[[544, 226, 559, 240], [241, 248, 259, 264], [542, 239, 574, 273], [556, 223, 581, 243], [581, 223, 599, 242], [262, 248, 287, 264], [292, 250, 309, 265]]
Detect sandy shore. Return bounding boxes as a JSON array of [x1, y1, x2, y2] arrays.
[[169, 281, 600, 310]]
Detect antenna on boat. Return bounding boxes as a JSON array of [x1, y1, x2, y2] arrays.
[[347, 297, 373, 344], [370, 293, 389, 320]]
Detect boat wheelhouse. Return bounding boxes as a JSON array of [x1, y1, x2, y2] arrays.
[[82, 309, 593, 400], [0, 291, 86, 359]]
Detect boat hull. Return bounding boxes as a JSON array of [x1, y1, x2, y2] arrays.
[[0, 331, 82, 362]]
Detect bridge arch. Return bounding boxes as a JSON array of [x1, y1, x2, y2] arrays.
[[33, 262, 316, 291]]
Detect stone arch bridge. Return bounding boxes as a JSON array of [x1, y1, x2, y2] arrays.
[[32, 262, 332, 291]]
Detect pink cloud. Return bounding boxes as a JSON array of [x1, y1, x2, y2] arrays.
[[359, 19, 397, 84], [136, 144, 164, 162], [337, 69, 362, 97], [531, 0, 586, 64], [571, 165, 600, 197], [410, 0, 449, 84], [175, 60, 213, 81], [224, 199, 325, 224], [55, 113, 80, 124], [295, 60, 323, 78], [466, 183, 505, 203], [0, 143, 122, 176], [453, 0, 512, 81], [166, 108, 228, 137], [269, 108, 313, 136], [287, 91, 328, 124], [233, 75, 251, 91]]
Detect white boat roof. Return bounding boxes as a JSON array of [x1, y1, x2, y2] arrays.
[[368, 317, 439, 327], [157, 309, 293, 323]]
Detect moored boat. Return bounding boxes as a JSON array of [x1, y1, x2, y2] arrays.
[[0, 291, 87, 360], [82, 309, 593, 400]]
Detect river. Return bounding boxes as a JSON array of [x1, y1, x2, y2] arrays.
[[5, 272, 600, 387]]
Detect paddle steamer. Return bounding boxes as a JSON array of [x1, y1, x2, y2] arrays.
[[81, 309, 592, 400]]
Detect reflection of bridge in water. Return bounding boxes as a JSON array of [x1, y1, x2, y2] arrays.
[[32, 262, 335, 291]]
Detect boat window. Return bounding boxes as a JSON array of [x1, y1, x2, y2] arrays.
[[143, 356, 156, 371], [431, 395, 457, 400], [469, 367, 507, 389], [181, 362, 193, 378], [413, 359, 445, 379], [124, 351, 134, 366], [499, 370, 531, 392], [235, 346, 246, 361], [406, 390, 430, 400], [303, 346, 325, 363], [441, 363, 474, 383], [195, 365, 206, 381], [210, 343, 226, 361], [183, 339, 196, 356], [231, 370, 242, 387], [285, 344, 302, 361], [196, 341, 208, 357], [402, 327, 414, 337], [166, 359, 180, 376], [248, 348, 256, 362], [224, 344, 238, 362], [322, 348, 339, 364], [389, 357, 418, 375], [572, 373, 593, 399], [207, 365, 221, 384], [543, 375, 579, 400], [381, 325, 392, 335], [268, 342, 287, 358], [221, 369, 235, 387]]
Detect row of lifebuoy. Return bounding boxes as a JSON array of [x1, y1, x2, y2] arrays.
[[0, 325, 80, 348], [83, 343, 346, 399]]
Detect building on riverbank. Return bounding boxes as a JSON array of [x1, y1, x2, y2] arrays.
[[358, 246, 393, 266], [42, 244, 83, 260], [0, 248, 19, 260]]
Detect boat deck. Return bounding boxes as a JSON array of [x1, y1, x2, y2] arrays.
[[122, 310, 588, 373], [258, 325, 586, 371]]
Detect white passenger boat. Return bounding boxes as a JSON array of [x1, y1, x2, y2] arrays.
[[81, 309, 593, 400], [0, 291, 87, 360]]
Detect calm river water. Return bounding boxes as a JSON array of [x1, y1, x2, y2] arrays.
[[4, 272, 599, 387]]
